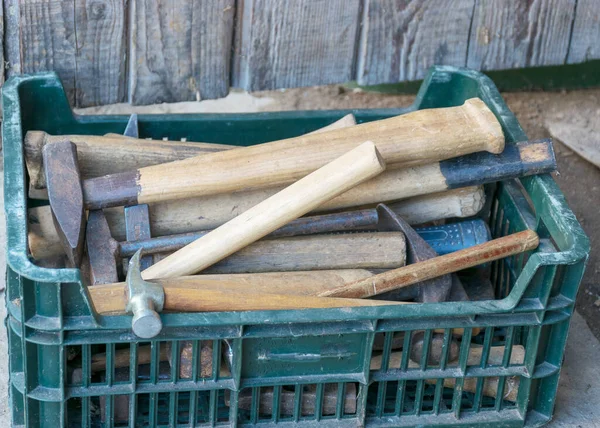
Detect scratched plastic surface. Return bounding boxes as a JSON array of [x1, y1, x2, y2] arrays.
[[2, 67, 589, 427]]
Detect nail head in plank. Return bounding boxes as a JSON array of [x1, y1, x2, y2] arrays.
[[74, 0, 127, 107]]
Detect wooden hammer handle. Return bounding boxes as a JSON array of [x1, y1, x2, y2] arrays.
[[142, 141, 386, 279], [92, 287, 407, 315], [135, 98, 502, 204], [27, 114, 356, 199], [82, 99, 502, 208], [319, 230, 539, 298]]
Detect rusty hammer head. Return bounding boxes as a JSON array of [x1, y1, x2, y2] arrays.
[[43, 115, 141, 268], [43, 141, 85, 267], [375, 204, 470, 366], [86, 210, 120, 284], [375, 204, 453, 303]]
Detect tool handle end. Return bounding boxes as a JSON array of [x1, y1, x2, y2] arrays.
[[462, 98, 505, 154]]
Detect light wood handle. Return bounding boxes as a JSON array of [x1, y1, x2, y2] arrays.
[[319, 230, 539, 298], [25, 132, 233, 199], [135, 169, 474, 236], [136, 98, 503, 204], [26, 114, 356, 199], [90, 269, 376, 313], [91, 287, 406, 315], [142, 141, 386, 278]]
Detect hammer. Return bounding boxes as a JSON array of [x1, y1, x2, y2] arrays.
[[27, 114, 357, 198], [43, 99, 503, 265], [97, 138, 554, 237], [118, 250, 406, 338]]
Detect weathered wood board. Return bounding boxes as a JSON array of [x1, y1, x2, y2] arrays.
[[128, 0, 235, 105], [356, 0, 476, 85], [5, 0, 125, 107], [2, 0, 597, 107], [0, 1, 4, 85], [567, 0, 600, 63], [74, 0, 127, 107], [233, 0, 362, 90], [8, 0, 78, 103], [467, 0, 577, 70]]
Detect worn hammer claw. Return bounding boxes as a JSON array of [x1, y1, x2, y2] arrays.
[[126, 250, 165, 338]]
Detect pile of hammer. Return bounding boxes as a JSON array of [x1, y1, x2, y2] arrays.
[[25, 98, 554, 342], [23, 98, 556, 418]]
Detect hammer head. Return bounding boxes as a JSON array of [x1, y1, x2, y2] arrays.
[[375, 204, 452, 303], [86, 210, 119, 284], [126, 250, 164, 338], [43, 141, 85, 267]]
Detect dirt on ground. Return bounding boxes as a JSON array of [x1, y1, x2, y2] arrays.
[[79, 85, 600, 339]]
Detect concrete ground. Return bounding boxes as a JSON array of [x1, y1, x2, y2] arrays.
[[1, 86, 600, 426]]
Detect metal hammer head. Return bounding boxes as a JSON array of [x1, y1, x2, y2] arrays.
[[43, 141, 85, 266], [126, 250, 165, 338], [86, 210, 120, 284], [375, 204, 452, 303]]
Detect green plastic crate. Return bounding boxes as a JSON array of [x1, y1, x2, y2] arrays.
[[2, 66, 589, 427]]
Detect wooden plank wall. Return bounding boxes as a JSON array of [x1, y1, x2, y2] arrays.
[[2, 0, 599, 107]]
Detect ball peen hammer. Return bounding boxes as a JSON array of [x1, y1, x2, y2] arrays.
[[121, 249, 406, 338], [42, 99, 503, 266]]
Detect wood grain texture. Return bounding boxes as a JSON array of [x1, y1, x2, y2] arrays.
[[90, 286, 406, 314], [0, 1, 4, 84], [89, 270, 376, 312], [26, 114, 355, 198], [7, 0, 125, 107], [74, 0, 127, 106], [234, 0, 362, 90], [28, 186, 482, 261], [134, 99, 503, 205], [141, 141, 386, 278], [25, 131, 234, 198], [357, 0, 475, 85], [129, 0, 235, 104], [320, 230, 540, 298], [15, 0, 78, 103], [567, 0, 600, 63], [174, 232, 407, 274], [467, 0, 577, 70]]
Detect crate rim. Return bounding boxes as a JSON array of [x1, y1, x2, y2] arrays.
[[1, 68, 590, 327]]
